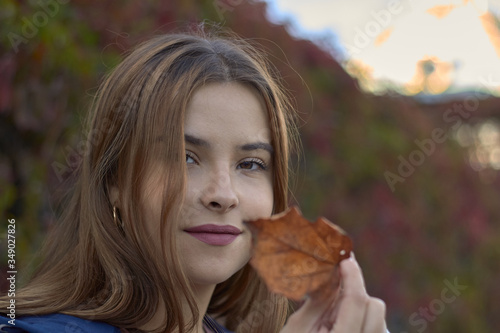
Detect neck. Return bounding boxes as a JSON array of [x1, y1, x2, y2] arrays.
[[190, 283, 217, 332], [140, 283, 216, 333]]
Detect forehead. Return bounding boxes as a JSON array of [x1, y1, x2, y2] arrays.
[[184, 82, 271, 143]]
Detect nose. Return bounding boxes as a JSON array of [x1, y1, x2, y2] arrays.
[[200, 171, 239, 213]]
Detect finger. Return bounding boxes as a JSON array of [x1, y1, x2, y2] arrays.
[[341, 253, 365, 291], [325, 254, 362, 325], [361, 298, 387, 333], [332, 255, 368, 333]]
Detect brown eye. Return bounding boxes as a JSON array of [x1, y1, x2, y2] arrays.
[[238, 159, 267, 171]]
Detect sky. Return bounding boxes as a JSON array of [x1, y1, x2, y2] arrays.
[[265, 0, 500, 97]]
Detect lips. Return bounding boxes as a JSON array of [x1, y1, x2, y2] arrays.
[[184, 224, 242, 246]]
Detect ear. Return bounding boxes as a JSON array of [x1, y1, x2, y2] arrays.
[[109, 185, 121, 207]]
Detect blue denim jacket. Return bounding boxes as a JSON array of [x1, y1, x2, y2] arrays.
[[0, 313, 233, 332], [0, 313, 120, 332]]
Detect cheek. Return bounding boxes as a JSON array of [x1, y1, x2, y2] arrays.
[[246, 179, 274, 219], [264, 186, 274, 215], [261, 173, 275, 215], [181, 172, 203, 215]]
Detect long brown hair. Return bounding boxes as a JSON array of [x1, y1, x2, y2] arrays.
[[0, 28, 298, 332]]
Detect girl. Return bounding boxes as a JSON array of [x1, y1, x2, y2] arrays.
[[0, 29, 387, 333]]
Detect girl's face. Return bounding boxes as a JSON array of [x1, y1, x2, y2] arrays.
[[143, 82, 274, 286]]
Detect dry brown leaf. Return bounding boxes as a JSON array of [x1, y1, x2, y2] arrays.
[[245, 206, 353, 301]]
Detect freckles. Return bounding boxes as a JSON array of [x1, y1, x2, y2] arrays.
[[245, 189, 273, 218], [181, 184, 206, 224], [180, 203, 197, 224]]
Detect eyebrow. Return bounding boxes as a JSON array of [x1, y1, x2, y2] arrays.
[[184, 134, 273, 154], [239, 142, 274, 154], [184, 134, 210, 147]]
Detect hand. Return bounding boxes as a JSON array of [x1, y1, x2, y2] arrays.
[[281, 254, 387, 333]]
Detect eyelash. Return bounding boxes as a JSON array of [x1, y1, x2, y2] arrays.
[[238, 158, 268, 171], [186, 152, 198, 165], [185, 152, 268, 171]]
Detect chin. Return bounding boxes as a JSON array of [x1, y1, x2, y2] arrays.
[[179, 234, 252, 286], [185, 252, 251, 287], [191, 273, 235, 286], [188, 264, 246, 287]]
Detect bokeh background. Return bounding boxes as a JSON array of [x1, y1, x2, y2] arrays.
[[1, 0, 500, 332]]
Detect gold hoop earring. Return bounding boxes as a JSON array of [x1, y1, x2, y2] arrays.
[[113, 206, 124, 229]]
